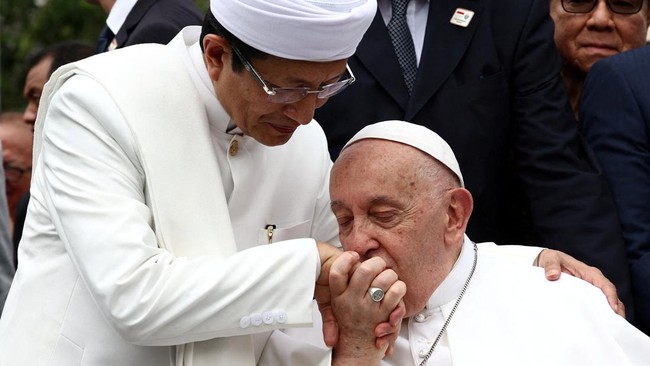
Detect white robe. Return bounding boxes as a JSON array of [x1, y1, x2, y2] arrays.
[[260, 237, 650, 365], [390, 237, 650, 365], [0, 26, 338, 365]]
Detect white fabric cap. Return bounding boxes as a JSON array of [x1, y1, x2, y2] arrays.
[[210, 0, 377, 61], [343, 120, 465, 187]]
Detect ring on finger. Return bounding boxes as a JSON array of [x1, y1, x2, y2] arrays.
[[368, 287, 385, 302]]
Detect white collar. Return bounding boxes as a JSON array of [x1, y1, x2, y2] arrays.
[[106, 0, 139, 35], [171, 26, 238, 135], [426, 235, 474, 309]]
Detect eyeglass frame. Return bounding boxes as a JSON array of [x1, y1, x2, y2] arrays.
[[561, 0, 644, 15], [230, 45, 356, 104], [3, 164, 31, 183]]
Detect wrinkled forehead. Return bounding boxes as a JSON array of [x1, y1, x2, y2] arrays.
[[331, 140, 428, 191]]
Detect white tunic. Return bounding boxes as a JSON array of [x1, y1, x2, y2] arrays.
[[259, 238, 650, 365], [386, 237, 650, 366], [0, 26, 338, 365]]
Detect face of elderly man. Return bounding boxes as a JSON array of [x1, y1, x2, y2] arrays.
[[330, 139, 470, 317], [550, 0, 650, 74], [202, 34, 348, 147]]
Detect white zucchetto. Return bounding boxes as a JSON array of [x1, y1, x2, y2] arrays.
[[343, 120, 465, 187], [210, 0, 377, 61]]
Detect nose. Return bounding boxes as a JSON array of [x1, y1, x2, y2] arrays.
[[587, 0, 615, 30], [342, 221, 380, 258], [23, 102, 37, 126], [282, 94, 319, 125]]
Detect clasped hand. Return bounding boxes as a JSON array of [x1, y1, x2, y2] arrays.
[[316, 243, 406, 364]]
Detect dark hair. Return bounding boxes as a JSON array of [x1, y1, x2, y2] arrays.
[[26, 41, 95, 77], [199, 10, 269, 72]]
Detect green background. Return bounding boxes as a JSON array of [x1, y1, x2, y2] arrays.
[[0, 0, 209, 113]]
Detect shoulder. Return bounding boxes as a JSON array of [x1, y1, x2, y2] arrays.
[[138, 0, 203, 24], [475, 250, 609, 305], [596, 46, 650, 69], [124, 0, 202, 46], [582, 48, 650, 121], [588, 47, 650, 90]]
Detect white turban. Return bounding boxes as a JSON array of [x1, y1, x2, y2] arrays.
[[343, 120, 465, 187], [210, 0, 377, 61]]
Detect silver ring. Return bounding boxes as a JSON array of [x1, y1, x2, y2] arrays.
[[368, 287, 385, 303]]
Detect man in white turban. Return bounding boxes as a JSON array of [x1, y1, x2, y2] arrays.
[[0, 1, 625, 365]]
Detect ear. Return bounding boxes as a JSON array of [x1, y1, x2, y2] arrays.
[[203, 34, 229, 81], [444, 188, 473, 245]]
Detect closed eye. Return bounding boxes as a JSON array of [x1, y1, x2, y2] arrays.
[[335, 215, 353, 230], [371, 211, 400, 227]]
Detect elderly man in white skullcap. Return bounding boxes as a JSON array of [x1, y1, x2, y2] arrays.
[[0, 1, 388, 365], [321, 120, 650, 365]]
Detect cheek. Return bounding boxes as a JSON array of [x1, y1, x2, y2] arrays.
[[554, 20, 576, 46], [619, 20, 649, 49]]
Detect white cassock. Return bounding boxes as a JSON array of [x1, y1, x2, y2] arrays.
[[261, 237, 650, 365], [385, 236, 650, 366]]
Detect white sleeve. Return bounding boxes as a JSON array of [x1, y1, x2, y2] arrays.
[[259, 302, 332, 366], [39, 74, 319, 346]]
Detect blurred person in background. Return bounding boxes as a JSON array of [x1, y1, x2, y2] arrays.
[[550, 0, 650, 117], [0, 112, 32, 230]]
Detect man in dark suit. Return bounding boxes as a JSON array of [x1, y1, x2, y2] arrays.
[[580, 46, 650, 335], [315, 0, 634, 318], [92, 0, 203, 53]]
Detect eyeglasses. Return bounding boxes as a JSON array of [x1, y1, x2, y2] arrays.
[[561, 0, 644, 14], [3, 164, 31, 183], [231, 46, 356, 104]]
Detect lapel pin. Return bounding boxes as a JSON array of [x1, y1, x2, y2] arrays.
[[450, 8, 474, 28]]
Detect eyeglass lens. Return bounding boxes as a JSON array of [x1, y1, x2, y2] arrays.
[[267, 80, 352, 104], [562, 0, 643, 14]]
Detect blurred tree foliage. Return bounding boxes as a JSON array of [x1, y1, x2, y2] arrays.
[[0, 0, 209, 112]]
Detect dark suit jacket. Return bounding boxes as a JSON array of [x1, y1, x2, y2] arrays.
[[580, 46, 650, 334], [315, 0, 633, 316], [113, 0, 203, 49], [12, 192, 29, 267]]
